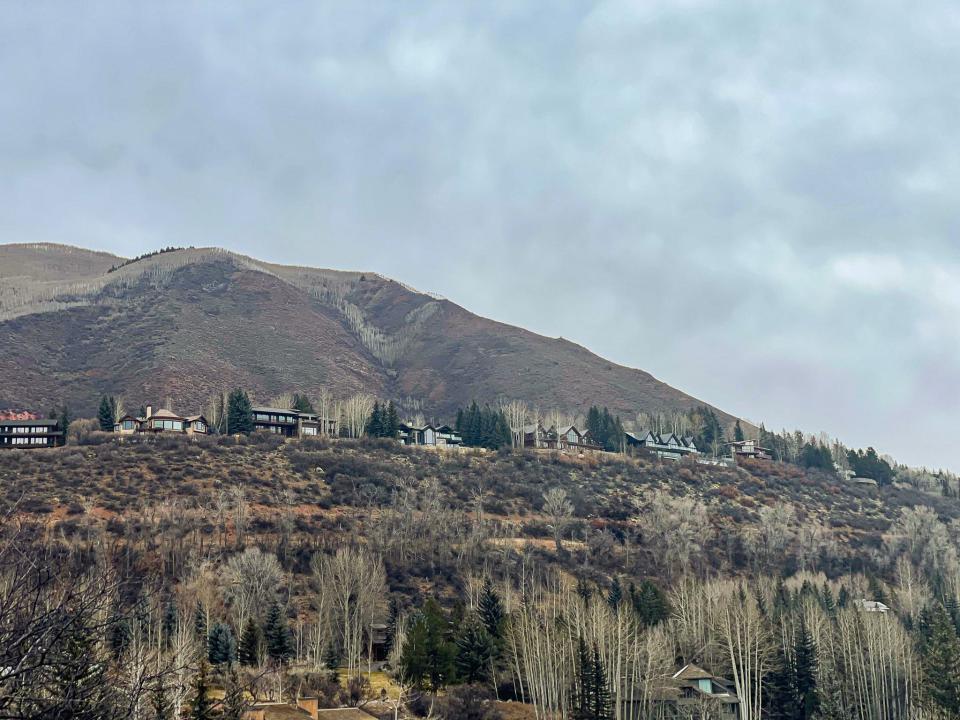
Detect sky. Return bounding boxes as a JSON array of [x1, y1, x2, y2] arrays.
[[1, 2, 958, 471]]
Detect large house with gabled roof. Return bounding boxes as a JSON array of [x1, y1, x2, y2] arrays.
[[633, 663, 740, 719], [624, 429, 699, 461], [114, 406, 209, 436]]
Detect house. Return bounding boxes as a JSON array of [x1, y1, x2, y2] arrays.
[[855, 599, 890, 613], [113, 406, 209, 435], [556, 425, 603, 453], [625, 429, 700, 461], [398, 423, 463, 448], [640, 664, 741, 719], [523, 423, 555, 449], [0, 415, 64, 449], [725, 439, 773, 461], [251, 407, 334, 438]]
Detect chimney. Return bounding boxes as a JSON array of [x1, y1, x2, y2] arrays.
[[296, 698, 318, 720], [146, 405, 152, 419]]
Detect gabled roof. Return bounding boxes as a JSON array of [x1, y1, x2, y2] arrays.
[[251, 406, 299, 415], [185, 415, 207, 423], [149, 408, 184, 420], [672, 664, 714, 681]]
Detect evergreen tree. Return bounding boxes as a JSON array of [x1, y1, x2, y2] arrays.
[[208, 623, 237, 665], [264, 602, 293, 664], [49, 608, 114, 719], [590, 644, 613, 720], [98, 395, 116, 431], [399, 598, 456, 692], [734, 419, 745, 442], [921, 603, 960, 714], [454, 614, 496, 684], [194, 605, 208, 649], [190, 659, 215, 720], [239, 618, 264, 667], [292, 393, 314, 413], [571, 636, 594, 720], [607, 578, 622, 610], [478, 579, 505, 640], [366, 401, 383, 437], [226, 388, 253, 435], [384, 597, 401, 658], [162, 602, 178, 651], [220, 666, 248, 720], [794, 620, 819, 719], [766, 645, 796, 720], [384, 401, 400, 438], [633, 580, 670, 627], [324, 641, 342, 681]]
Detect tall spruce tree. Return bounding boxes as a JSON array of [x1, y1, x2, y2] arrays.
[[97, 395, 116, 431], [478, 579, 505, 640], [226, 389, 253, 435], [399, 598, 456, 692], [190, 659, 215, 720], [384, 401, 400, 438], [292, 393, 314, 413], [366, 401, 383, 437], [239, 618, 264, 667], [264, 602, 293, 664], [454, 614, 496, 684], [208, 623, 237, 665], [921, 604, 960, 714], [590, 644, 612, 720]]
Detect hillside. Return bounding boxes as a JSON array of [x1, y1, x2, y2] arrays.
[[0, 243, 734, 424]]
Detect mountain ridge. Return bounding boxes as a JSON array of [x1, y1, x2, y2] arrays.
[[0, 242, 738, 427]]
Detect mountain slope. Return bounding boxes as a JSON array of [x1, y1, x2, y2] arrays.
[[0, 243, 734, 424]]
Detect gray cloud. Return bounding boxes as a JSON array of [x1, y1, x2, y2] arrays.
[[1, 1, 958, 470]]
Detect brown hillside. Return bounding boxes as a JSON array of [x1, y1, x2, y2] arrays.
[[0, 243, 734, 423]]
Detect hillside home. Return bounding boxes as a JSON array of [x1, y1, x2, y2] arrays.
[[251, 407, 334, 438], [625, 429, 700, 461], [114, 407, 209, 435], [638, 664, 741, 719], [855, 599, 890, 613], [556, 425, 603, 453], [398, 423, 463, 448], [725, 439, 773, 461], [0, 417, 64, 449], [523, 422, 555, 449]]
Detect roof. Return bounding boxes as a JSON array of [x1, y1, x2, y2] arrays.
[[184, 414, 207, 422], [0, 418, 59, 427], [248, 704, 312, 720], [673, 664, 714, 681], [149, 408, 184, 420], [251, 407, 300, 415], [315, 710, 377, 719]]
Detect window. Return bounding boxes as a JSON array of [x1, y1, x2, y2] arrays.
[[194, 421, 206, 432], [302, 426, 318, 436], [122, 420, 136, 430]]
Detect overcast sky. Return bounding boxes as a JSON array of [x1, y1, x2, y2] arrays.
[[2, 2, 958, 471]]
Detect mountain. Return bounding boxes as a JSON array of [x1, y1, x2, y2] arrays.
[[0, 243, 735, 425]]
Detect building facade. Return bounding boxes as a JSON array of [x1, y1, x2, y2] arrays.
[[0, 418, 64, 449]]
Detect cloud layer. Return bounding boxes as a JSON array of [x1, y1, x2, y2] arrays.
[[1, 2, 958, 469]]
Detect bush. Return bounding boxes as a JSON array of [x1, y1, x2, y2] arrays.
[[433, 685, 502, 720]]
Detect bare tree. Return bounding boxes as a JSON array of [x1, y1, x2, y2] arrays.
[[341, 393, 375, 438], [543, 487, 574, 552], [222, 547, 283, 635], [501, 399, 529, 449]]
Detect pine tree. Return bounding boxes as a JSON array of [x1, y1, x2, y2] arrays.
[[190, 659, 215, 720], [571, 636, 593, 720], [478, 579, 505, 640], [734, 419, 745, 442], [264, 602, 293, 664], [239, 618, 264, 667], [194, 605, 208, 649], [162, 602, 178, 650], [208, 622, 237, 665], [633, 580, 670, 627], [607, 578, 622, 610], [226, 388, 253, 435], [399, 598, 456, 692], [766, 645, 796, 720], [98, 395, 116, 431], [794, 620, 819, 719], [366, 401, 383, 437], [921, 603, 960, 714], [385, 401, 400, 438], [292, 393, 314, 413], [220, 665, 248, 720], [324, 641, 342, 681], [454, 614, 496, 684], [590, 644, 612, 720]]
